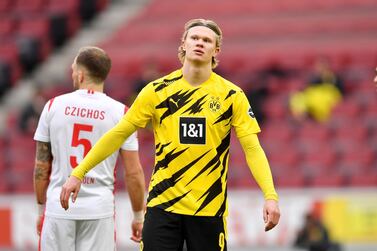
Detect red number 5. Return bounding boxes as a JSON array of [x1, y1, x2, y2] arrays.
[[70, 123, 93, 168]]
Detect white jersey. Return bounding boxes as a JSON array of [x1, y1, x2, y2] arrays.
[[34, 89, 138, 220]]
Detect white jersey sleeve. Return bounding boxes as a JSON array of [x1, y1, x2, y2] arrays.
[[34, 100, 53, 143], [120, 131, 138, 151]]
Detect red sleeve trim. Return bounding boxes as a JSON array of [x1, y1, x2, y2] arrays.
[[123, 105, 129, 114], [48, 98, 55, 111]]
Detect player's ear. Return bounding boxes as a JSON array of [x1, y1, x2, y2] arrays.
[[78, 70, 84, 83], [214, 47, 220, 56]]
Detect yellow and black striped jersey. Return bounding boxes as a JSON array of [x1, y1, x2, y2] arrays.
[[125, 69, 261, 216]]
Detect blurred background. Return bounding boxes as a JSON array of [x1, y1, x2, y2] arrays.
[[0, 0, 376, 250]]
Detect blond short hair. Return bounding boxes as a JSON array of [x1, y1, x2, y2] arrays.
[[178, 19, 222, 69]]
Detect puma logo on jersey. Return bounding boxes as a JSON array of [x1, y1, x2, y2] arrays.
[[169, 98, 179, 109]]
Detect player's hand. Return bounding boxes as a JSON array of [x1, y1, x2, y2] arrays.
[[36, 214, 44, 236], [130, 220, 143, 243], [263, 199, 280, 232], [60, 176, 82, 210]]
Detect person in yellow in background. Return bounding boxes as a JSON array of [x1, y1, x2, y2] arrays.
[[60, 19, 280, 251], [290, 57, 343, 123]]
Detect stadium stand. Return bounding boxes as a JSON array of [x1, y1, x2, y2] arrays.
[[0, 0, 376, 193], [0, 0, 108, 94], [0, 0, 112, 193]]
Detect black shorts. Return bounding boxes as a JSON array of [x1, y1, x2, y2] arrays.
[[141, 207, 227, 251]]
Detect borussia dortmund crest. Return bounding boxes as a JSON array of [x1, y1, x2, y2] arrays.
[[208, 96, 221, 112]]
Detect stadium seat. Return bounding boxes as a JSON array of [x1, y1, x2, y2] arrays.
[[260, 122, 295, 143], [13, 0, 46, 14], [348, 173, 377, 187], [297, 121, 332, 144], [8, 168, 34, 193], [0, 40, 23, 85], [332, 98, 363, 120], [309, 173, 345, 187], [0, 0, 13, 13], [337, 162, 370, 178], [17, 15, 52, 60], [338, 145, 375, 168], [0, 16, 16, 37], [268, 150, 301, 169], [262, 96, 289, 120], [364, 100, 377, 119], [47, 0, 81, 37], [96, 0, 109, 11], [274, 173, 307, 189], [301, 147, 338, 170]]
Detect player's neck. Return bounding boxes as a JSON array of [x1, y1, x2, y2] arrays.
[[79, 82, 104, 93], [182, 63, 212, 87]]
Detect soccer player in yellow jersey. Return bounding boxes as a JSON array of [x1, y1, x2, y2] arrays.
[[60, 19, 280, 251]]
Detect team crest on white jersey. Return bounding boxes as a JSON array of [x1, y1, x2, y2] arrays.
[[208, 96, 221, 112]]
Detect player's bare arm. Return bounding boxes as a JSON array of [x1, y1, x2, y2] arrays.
[[263, 199, 280, 231], [121, 149, 145, 243], [34, 141, 52, 204], [34, 141, 52, 235], [60, 175, 82, 210]]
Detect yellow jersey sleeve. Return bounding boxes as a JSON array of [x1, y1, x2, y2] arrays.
[[239, 133, 278, 201], [124, 83, 155, 128], [231, 90, 261, 138]]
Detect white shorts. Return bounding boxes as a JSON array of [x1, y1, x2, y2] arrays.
[[40, 216, 115, 251]]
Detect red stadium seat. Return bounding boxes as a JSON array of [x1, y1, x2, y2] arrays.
[[348, 174, 377, 187], [332, 99, 362, 121], [338, 145, 375, 168], [0, 40, 23, 85], [0, 16, 17, 37], [274, 173, 307, 188], [17, 16, 50, 37], [17, 15, 52, 60], [13, 0, 46, 14], [96, 0, 109, 11], [262, 96, 289, 120], [0, 167, 9, 193], [0, 0, 13, 13], [47, 0, 81, 36], [260, 122, 295, 143], [302, 143, 338, 163], [297, 121, 332, 142], [364, 100, 377, 119], [309, 173, 345, 187], [268, 150, 301, 169], [331, 125, 369, 155], [9, 168, 34, 193]]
